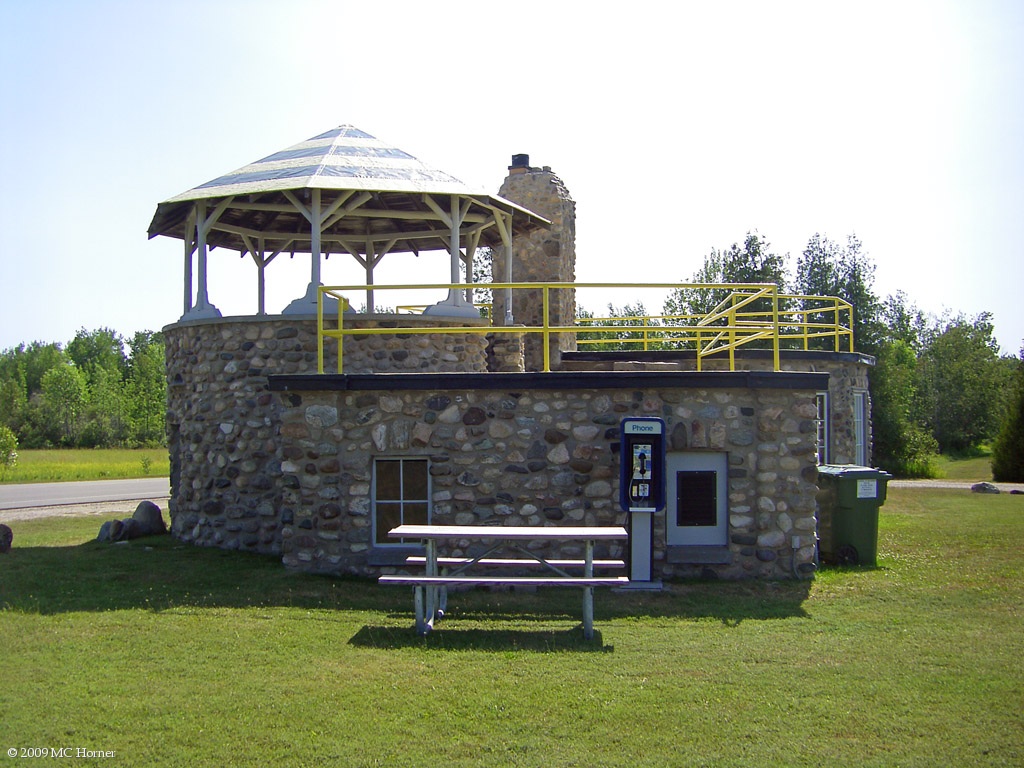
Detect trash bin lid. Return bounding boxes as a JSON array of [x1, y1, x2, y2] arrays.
[[816, 464, 892, 479]]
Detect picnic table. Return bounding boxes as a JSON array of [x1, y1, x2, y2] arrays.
[[378, 524, 629, 639]]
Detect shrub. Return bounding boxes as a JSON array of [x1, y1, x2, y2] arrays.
[[0, 424, 18, 469], [991, 348, 1024, 482]]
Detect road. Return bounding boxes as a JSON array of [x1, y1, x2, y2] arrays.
[[0, 478, 170, 510], [889, 479, 1024, 492], [0, 477, 1019, 515]]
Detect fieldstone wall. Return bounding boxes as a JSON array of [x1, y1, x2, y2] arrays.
[[274, 376, 824, 579], [165, 315, 495, 553], [166, 315, 869, 580], [564, 350, 874, 468], [484, 329, 526, 373], [726, 353, 871, 466], [324, 315, 490, 374]]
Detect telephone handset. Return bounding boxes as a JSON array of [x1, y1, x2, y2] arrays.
[[633, 447, 649, 479]]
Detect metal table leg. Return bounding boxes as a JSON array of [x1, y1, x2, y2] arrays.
[[582, 540, 594, 639]]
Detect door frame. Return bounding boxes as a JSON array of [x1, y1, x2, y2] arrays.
[[665, 451, 729, 547]]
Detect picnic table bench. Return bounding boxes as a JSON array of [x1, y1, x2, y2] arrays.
[[378, 524, 629, 639]]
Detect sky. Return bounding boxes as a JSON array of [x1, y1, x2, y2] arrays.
[[1, 0, 1022, 354]]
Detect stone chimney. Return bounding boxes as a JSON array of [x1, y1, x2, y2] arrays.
[[493, 157, 577, 371]]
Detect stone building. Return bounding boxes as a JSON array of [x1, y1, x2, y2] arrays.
[[151, 126, 872, 582]]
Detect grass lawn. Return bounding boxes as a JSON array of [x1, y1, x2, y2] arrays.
[[0, 448, 169, 484], [933, 449, 994, 482], [1, 487, 1021, 766]]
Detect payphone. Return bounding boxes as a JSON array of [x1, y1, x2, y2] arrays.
[[619, 418, 666, 584]]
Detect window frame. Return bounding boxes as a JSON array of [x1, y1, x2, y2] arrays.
[[853, 389, 868, 466], [371, 456, 431, 547], [815, 391, 830, 466]]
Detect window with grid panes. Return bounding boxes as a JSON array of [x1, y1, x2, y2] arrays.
[[373, 458, 430, 545]]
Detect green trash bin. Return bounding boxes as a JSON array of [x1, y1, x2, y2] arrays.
[[815, 465, 892, 566]]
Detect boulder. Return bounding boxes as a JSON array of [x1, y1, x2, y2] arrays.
[[0, 523, 12, 553], [971, 482, 1000, 494], [108, 518, 139, 542], [132, 500, 167, 536], [97, 520, 114, 542], [98, 501, 168, 543]]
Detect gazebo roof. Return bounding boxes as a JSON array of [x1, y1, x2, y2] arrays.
[[147, 125, 549, 256]]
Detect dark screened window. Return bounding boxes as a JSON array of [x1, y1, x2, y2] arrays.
[[675, 471, 717, 527], [374, 458, 429, 545]]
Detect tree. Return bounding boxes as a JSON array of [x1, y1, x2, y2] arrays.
[[39, 364, 88, 446], [82, 366, 131, 447], [991, 344, 1024, 481], [1, 341, 66, 397], [870, 340, 938, 476], [577, 302, 662, 350], [0, 424, 17, 471], [664, 232, 788, 319], [459, 246, 494, 316], [67, 327, 128, 383], [126, 334, 166, 446], [0, 373, 28, 436], [879, 291, 928, 352], [794, 233, 882, 353], [916, 313, 1008, 453]]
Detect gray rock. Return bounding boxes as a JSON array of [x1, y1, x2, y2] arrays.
[[119, 518, 142, 539], [108, 519, 125, 542], [105, 515, 155, 543], [971, 482, 1000, 494], [97, 520, 115, 542], [132, 500, 168, 535]]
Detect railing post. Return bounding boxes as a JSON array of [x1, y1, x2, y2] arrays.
[[728, 297, 736, 372], [317, 288, 324, 375], [337, 292, 345, 374], [772, 287, 781, 371], [834, 301, 840, 352], [542, 285, 551, 372]]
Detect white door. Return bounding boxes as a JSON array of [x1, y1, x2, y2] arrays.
[[666, 452, 729, 546]]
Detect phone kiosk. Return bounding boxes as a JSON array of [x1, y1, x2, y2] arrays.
[[620, 417, 666, 588]]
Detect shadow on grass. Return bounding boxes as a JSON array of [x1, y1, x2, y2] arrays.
[[0, 535, 398, 615], [349, 623, 614, 652], [0, 534, 811, 634]]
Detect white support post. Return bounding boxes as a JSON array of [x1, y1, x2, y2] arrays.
[[310, 188, 322, 288], [183, 237, 193, 317], [247, 236, 268, 316], [195, 202, 209, 307], [284, 189, 328, 315], [182, 201, 222, 320], [492, 209, 515, 325], [450, 194, 462, 304], [422, 195, 478, 318], [365, 243, 375, 313]]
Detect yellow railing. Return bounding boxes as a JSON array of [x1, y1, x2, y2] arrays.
[[317, 283, 854, 374]]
